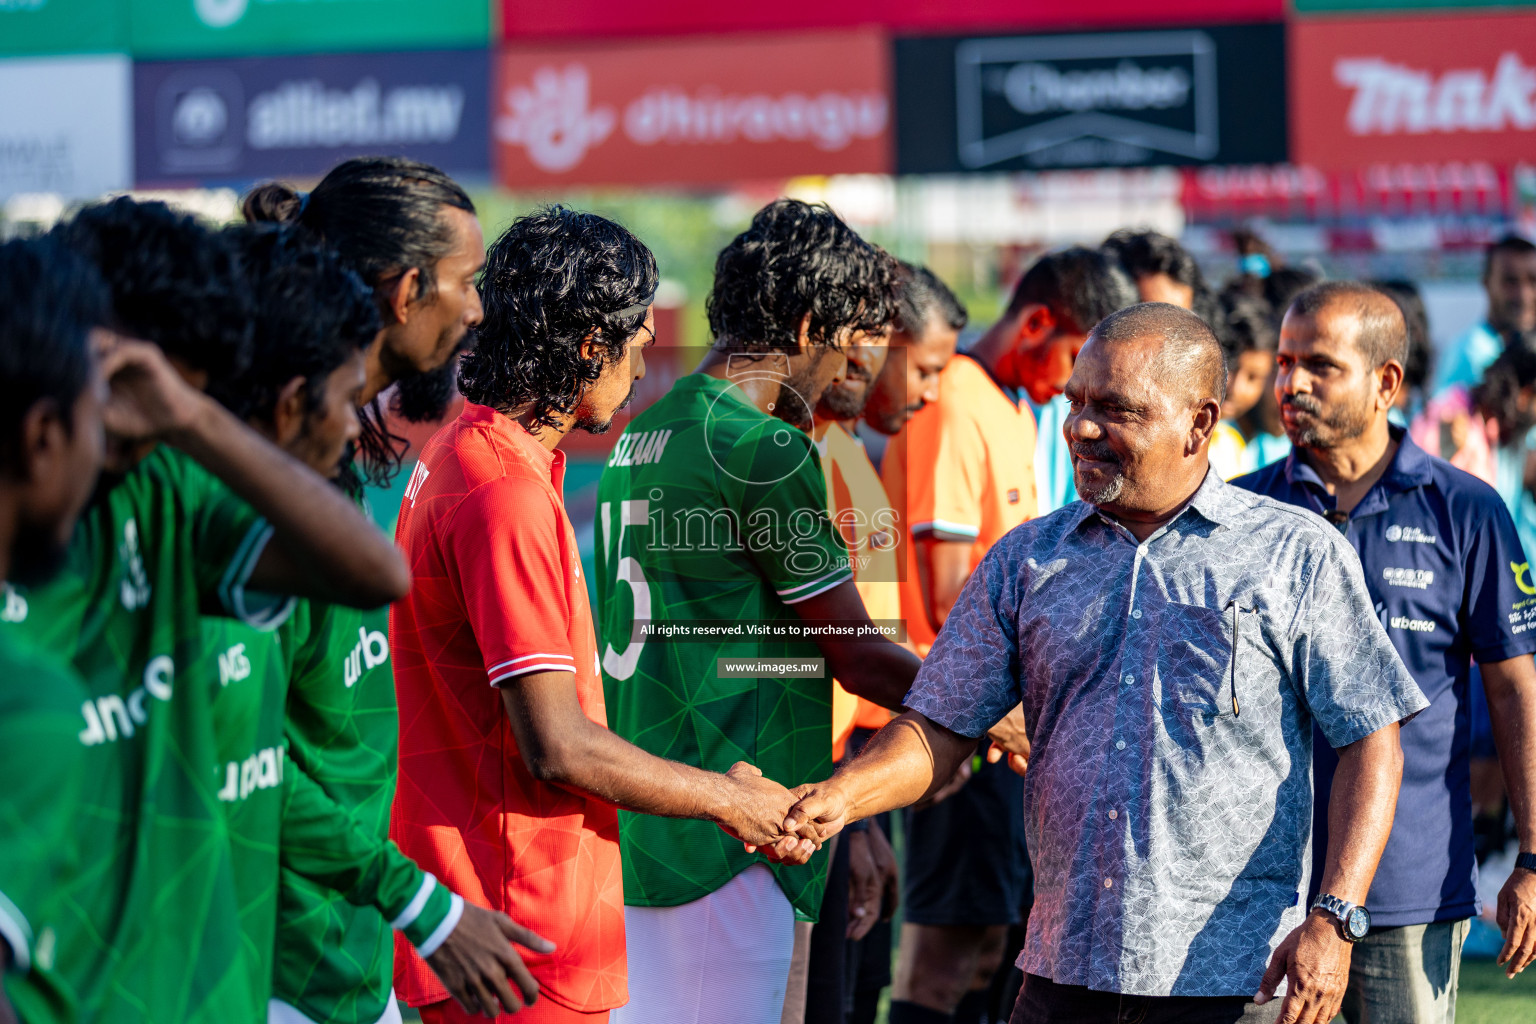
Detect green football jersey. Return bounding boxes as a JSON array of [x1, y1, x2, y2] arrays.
[[194, 480, 449, 1024], [0, 621, 87, 1024], [594, 373, 852, 921], [205, 617, 291, 1024], [0, 446, 281, 1024], [272, 600, 413, 1024], [205, 606, 450, 1024]]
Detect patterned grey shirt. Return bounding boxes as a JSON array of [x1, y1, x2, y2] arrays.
[[906, 471, 1427, 997]]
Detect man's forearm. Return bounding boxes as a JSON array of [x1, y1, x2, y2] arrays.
[[831, 639, 920, 712], [170, 395, 408, 606], [1482, 656, 1536, 852], [523, 711, 736, 823], [1317, 725, 1404, 904], [824, 713, 975, 823]]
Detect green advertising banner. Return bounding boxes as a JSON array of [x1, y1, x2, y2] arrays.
[[0, 0, 125, 56], [127, 0, 489, 58], [1294, 0, 1536, 10]]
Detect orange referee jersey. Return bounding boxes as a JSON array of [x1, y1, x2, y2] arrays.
[[818, 423, 900, 760], [882, 353, 1038, 654]]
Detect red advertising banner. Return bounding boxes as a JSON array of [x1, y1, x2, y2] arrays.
[[1182, 163, 1512, 221], [499, 0, 1282, 43], [1292, 12, 1536, 171], [493, 31, 892, 188]]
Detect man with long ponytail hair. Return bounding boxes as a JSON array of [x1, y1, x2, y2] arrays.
[[243, 156, 484, 491], [241, 159, 490, 1024]]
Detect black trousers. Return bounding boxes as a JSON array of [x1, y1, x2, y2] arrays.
[[1009, 974, 1282, 1024]]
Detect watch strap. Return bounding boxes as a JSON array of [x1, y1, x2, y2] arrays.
[[1310, 892, 1360, 940], [1517, 852, 1536, 874]]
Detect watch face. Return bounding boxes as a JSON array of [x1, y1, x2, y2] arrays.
[[1345, 906, 1371, 940]]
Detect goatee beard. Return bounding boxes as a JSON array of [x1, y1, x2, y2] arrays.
[[392, 356, 461, 423]]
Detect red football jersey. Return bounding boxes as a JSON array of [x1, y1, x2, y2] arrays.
[[390, 403, 625, 1013]]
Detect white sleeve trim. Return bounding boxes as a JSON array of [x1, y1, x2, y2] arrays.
[[781, 571, 854, 605], [777, 565, 854, 599], [415, 893, 465, 959], [489, 663, 578, 686], [389, 873, 438, 931], [910, 518, 981, 540], [0, 890, 32, 973], [487, 652, 574, 673], [219, 520, 296, 632]]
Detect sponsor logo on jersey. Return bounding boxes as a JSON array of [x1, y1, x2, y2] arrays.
[[1384, 524, 1436, 544], [343, 625, 389, 687], [0, 584, 26, 623], [1382, 566, 1434, 590], [217, 642, 251, 687], [78, 654, 174, 746], [1390, 615, 1435, 633], [404, 461, 431, 508], [1515, 561, 1536, 597], [119, 518, 152, 611], [607, 428, 673, 468], [217, 744, 286, 802]]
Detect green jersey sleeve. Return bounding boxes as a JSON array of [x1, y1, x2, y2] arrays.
[[723, 422, 853, 605], [278, 760, 460, 954], [0, 640, 87, 1023], [155, 449, 295, 630]]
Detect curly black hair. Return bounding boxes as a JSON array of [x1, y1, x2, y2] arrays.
[[1101, 228, 1227, 338], [458, 206, 657, 430], [212, 225, 380, 429], [52, 197, 253, 391], [707, 199, 898, 354], [1474, 332, 1536, 446], [1216, 287, 1277, 369], [1102, 228, 1205, 292], [0, 236, 109, 468]]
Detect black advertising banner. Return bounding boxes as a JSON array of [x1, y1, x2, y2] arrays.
[[895, 23, 1286, 173], [134, 49, 490, 187]]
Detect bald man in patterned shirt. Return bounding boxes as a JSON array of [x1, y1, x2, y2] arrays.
[[776, 303, 1429, 1024]]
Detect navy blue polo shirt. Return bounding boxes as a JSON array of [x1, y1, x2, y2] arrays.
[[1236, 428, 1536, 927]]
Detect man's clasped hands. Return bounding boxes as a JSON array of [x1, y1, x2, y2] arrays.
[[714, 706, 1033, 870]]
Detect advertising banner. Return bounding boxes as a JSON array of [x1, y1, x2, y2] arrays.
[[0, 55, 131, 199], [1182, 163, 1513, 223], [1292, 13, 1536, 171], [494, 30, 891, 189], [0, 0, 123, 56], [500, 0, 1282, 43], [895, 23, 1287, 173], [133, 50, 489, 187], [127, 0, 487, 60]]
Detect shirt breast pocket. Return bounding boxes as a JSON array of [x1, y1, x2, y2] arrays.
[[1157, 602, 1236, 722]]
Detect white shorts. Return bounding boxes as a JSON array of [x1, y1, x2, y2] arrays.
[[268, 993, 403, 1024], [612, 863, 796, 1024]]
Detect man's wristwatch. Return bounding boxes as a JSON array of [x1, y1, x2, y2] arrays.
[[1310, 893, 1371, 942], [1515, 852, 1536, 874]]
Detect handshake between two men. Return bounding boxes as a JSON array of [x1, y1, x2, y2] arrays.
[[717, 705, 1033, 864]]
